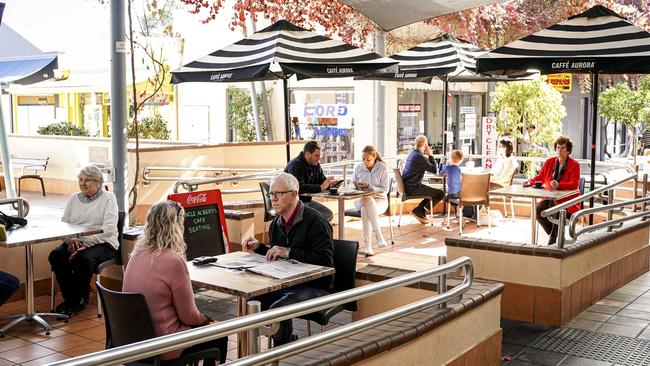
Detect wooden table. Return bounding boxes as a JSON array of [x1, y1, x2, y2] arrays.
[[0, 220, 101, 335], [489, 186, 578, 245], [307, 190, 375, 239], [188, 251, 335, 357]]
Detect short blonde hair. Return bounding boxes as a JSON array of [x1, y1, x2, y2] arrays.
[[132, 200, 186, 258], [451, 150, 464, 163]]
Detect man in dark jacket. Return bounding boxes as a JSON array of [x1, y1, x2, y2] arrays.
[[242, 172, 334, 346], [401, 135, 445, 223], [284, 141, 335, 222]]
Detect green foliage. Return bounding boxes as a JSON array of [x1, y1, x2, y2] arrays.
[[599, 83, 646, 129], [37, 121, 90, 137], [227, 86, 267, 142], [128, 111, 171, 140], [491, 79, 566, 177]]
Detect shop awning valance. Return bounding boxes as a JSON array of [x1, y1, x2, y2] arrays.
[[0, 54, 58, 84]]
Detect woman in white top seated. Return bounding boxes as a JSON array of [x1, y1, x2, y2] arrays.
[[49, 165, 118, 317], [490, 138, 519, 190], [353, 145, 389, 257]]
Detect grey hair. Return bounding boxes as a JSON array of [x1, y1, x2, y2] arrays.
[[270, 172, 299, 192], [78, 165, 104, 186]]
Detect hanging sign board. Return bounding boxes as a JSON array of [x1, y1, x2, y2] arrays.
[[546, 73, 572, 92], [167, 189, 230, 260], [481, 117, 498, 169]]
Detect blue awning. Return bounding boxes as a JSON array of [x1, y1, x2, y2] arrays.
[[0, 54, 58, 84]]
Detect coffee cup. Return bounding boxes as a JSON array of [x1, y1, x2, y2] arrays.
[[534, 181, 543, 188], [329, 187, 339, 195]]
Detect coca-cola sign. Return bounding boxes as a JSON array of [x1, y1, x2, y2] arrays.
[[187, 193, 208, 205]]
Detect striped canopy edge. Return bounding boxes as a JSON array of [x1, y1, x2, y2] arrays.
[[476, 5, 650, 76], [359, 33, 535, 82], [171, 19, 397, 83]]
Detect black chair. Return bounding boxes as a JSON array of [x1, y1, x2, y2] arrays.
[[96, 282, 221, 365], [259, 182, 276, 243], [50, 212, 126, 317], [298, 239, 359, 335], [393, 168, 434, 226], [344, 179, 394, 246]]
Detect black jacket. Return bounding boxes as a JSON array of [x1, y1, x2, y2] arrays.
[[402, 149, 437, 191], [284, 152, 327, 202], [255, 203, 334, 290]]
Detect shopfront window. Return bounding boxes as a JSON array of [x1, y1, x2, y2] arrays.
[[289, 89, 354, 163], [452, 94, 484, 155], [397, 89, 425, 154]]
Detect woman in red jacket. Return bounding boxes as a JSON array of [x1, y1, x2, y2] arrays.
[[524, 136, 581, 245]]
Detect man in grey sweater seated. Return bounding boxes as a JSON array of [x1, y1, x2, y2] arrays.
[[49, 166, 119, 317]]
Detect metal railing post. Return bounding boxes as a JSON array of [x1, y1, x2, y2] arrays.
[[342, 164, 348, 183], [438, 256, 447, 309], [247, 301, 261, 355], [642, 173, 648, 221], [634, 165, 640, 212], [607, 189, 614, 230], [557, 210, 566, 248]]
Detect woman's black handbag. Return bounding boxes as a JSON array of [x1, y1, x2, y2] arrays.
[[0, 211, 27, 230]]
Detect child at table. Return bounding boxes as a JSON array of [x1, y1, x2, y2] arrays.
[[439, 150, 464, 200]]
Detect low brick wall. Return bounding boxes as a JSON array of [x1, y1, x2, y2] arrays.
[[446, 220, 650, 327]]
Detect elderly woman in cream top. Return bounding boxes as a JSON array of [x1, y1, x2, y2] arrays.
[[353, 145, 389, 256], [48, 165, 118, 317]]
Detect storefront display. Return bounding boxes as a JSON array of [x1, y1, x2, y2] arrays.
[[290, 89, 354, 163]]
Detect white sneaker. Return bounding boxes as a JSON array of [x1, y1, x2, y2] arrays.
[[364, 244, 374, 257], [377, 241, 388, 249]]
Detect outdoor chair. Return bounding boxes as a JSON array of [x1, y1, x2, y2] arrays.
[[445, 173, 491, 235], [497, 168, 518, 222], [298, 239, 359, 336], [51, 212, 126, 318], [259, 182, 276, 244], [96, 282, 221, 365], [344, 178, 395, 246], [393, 168, 434, 226]]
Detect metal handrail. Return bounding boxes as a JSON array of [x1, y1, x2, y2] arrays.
[[155, 154, 630, 193], [567, 197, 650, 239], [50, 256, 473, 366], [0, 197, 29, 218], [541, 172, 637, 218]]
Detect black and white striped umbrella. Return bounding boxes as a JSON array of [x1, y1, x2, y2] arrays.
[[363, 33, 535, 82], [361, 34, 535, 151], [172, 19, 396, 161], [172, 20, 396, 83], [476, 5, 650, 76], [477, 5, 650, 206]]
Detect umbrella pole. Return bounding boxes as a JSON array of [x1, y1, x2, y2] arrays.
[[283, 78, 291, 163], [441, 79, 449, 155], [589, 72, 599, 225]]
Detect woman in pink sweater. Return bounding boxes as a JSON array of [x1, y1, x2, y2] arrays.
[[123, 200, 227, 364]]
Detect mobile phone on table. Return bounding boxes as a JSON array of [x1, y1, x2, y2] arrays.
[[192, 256, 219, 266]]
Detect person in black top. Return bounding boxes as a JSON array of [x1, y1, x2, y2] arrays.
[[401, 135, 445, 223], [242, 172, 334, 346], [284, 141, 336, 222]]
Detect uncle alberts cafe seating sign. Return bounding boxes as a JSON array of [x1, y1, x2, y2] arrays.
[[168, 189, 230, 261]]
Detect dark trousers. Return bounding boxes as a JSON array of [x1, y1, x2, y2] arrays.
[[254, 286, 329, 346], [407, 184, 445, 211], [0, 271, 19, 306], [48, 243, 116, 305], [536, 200, 572, 244], [180, 335, 228, 365]]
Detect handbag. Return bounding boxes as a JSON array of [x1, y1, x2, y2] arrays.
[[0, 211, 27, 230]]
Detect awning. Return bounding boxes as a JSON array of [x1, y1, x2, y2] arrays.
[[0, 53, 58, 84], [340, 0, 508, 31]]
